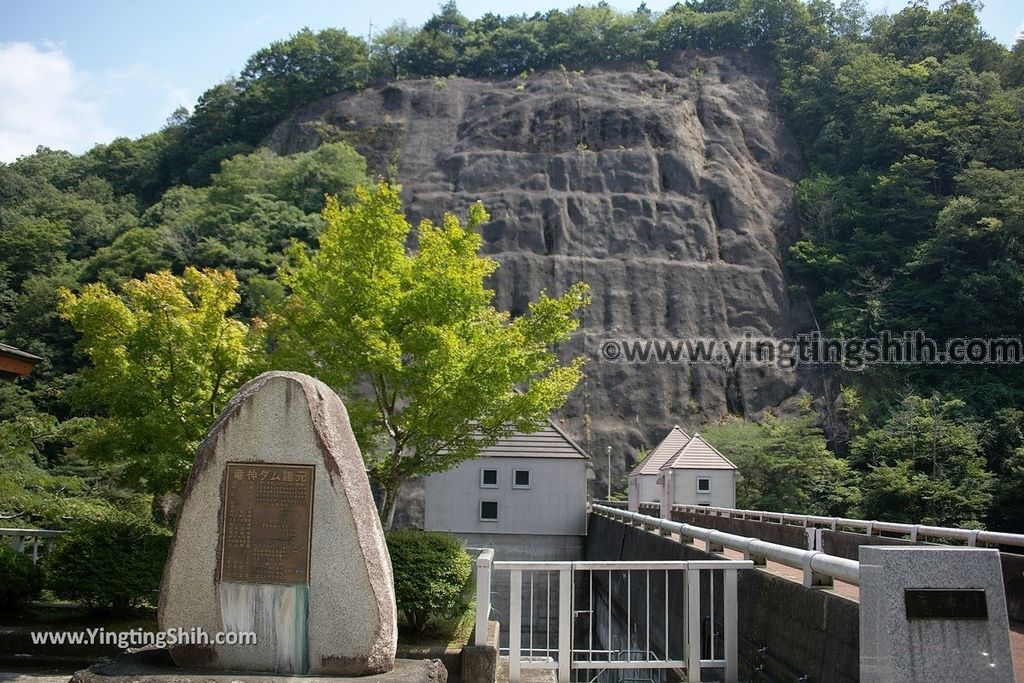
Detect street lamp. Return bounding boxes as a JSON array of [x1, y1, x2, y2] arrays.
[[605, 445, 612, 499]]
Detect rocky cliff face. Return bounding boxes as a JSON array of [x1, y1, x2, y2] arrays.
[[268, 51, 810, 494]]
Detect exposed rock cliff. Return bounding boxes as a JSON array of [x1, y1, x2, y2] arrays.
[[268, 51, 810, 493]]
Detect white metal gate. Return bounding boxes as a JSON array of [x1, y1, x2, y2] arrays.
[[474, 555, 751, 683]]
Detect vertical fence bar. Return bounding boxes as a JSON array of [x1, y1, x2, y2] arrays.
[[724, 569, 738, 683], [475, 551, 492, 646], [510, 569, 522, 683], [645, 570, 650, 661], [546, 572, 551, 657], [627, 570, 631, 660], [558, 567, 572, 683], [686, 568, 701, 683], [607, 570, 612, 659], [530, 572, 535, 656], [710, 569, 715, 661], [589, 569, 594, 661], [664, 570, 669, 662]]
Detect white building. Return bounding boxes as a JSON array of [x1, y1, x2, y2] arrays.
[[658, 432, 737, 518], [423, 421, 590, 560], [626, 425, 690, 511]]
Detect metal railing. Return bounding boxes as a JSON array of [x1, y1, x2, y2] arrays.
[[593, 504, 860, 588], [475, 549, 752, 683], [0, 527, 66, 563], [671, 503, 1024, 548]]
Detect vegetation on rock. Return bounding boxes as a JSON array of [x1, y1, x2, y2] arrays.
[[2, 0, 1023, 531]]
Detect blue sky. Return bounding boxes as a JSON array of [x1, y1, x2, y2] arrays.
[[1, 0, 1021, 162]]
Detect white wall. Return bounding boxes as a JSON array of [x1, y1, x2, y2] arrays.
[[638, 474, 661, 503], [662, 469, 735, 508], [628, 473, 662, 511], [424, 456, 588, 536]]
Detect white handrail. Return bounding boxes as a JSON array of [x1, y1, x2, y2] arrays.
[[669, 504, 1024, 548], [0, 527, 66, 564], [593, 504, 860, 588]]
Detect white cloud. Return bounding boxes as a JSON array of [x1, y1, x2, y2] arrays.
[[0, 42, 115, 162]]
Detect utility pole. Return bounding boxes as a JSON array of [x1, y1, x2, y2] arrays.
[[605, 445, 612, 499]]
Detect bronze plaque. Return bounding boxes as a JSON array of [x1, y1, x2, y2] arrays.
[[219, 462, 315, 585]]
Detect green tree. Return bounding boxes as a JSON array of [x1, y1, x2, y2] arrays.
[[851, 394, 993, 526], [270, 183, 589, 524], [702, 410, 859, 515], [370, 22, 417, 80], [0, 413, 126, 528], [236, 28, 369, 143], [57, 268, 259, 495]]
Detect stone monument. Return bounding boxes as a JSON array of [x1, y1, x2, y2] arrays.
[[859, 545, 1014, 683], [158, 371, 397, 676]]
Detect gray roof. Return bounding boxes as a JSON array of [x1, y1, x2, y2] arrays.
[[629, 425, 691, 476], [660, 433, 737, 470], [471, 421, 589, 459], [0, 343, 42, 363]]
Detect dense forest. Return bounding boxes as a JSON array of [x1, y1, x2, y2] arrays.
[[3, 0, 1024, 531]]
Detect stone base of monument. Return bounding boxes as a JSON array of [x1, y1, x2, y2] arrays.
[[70, 648, 447, 683], [859, 545, 1014, 682]]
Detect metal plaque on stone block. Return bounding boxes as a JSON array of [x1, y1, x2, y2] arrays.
[[219, 462, 315, 585], [904, 588, 988, 620]]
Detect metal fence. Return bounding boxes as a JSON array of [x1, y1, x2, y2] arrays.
[[0, 527, 66, 563], [475, 548, 752, 683]]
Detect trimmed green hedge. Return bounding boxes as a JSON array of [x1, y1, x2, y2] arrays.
[[387, 529, 472, 633], [0, 541, 43, 611], [43, 511, 171, 612]]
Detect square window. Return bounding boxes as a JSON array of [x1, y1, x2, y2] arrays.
[[480, 469, 498, 488], [513, 470, 531, 489], [480, 500, 498, 521], [697, 477, 711, 493]]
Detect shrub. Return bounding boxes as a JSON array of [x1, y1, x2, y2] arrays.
[[43, 511, 171, 612], [387, 530, 472, 633], [0, 541, 43, 611]]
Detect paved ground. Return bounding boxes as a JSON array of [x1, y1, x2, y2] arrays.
[[0, 674, 72, 683]]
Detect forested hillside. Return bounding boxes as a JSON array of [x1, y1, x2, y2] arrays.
[[3, 0, 1024, 531]]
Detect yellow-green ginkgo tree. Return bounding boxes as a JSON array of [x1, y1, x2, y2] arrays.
[[270, 182, 590, 525], [58, 267, 259, 496]]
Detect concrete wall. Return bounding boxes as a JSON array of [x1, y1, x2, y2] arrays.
[[671, 509, 811, 549], [587, 513, 859, 683], [424, 456, 587, 536], [820, 529, 916, 559], [1002, 552, 1024, 623], [455, 532, 584, 562], [665, 469, 735, 508], [672, 511, 1024, 624]]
